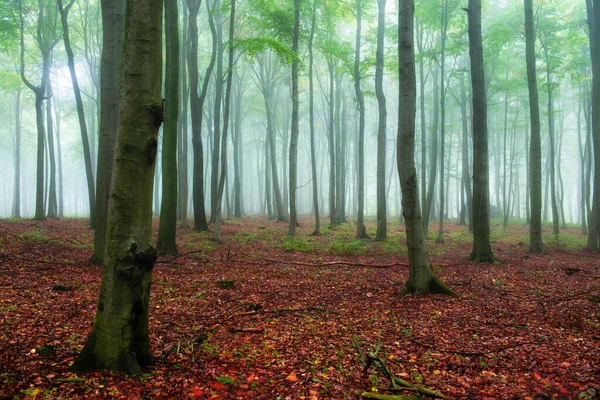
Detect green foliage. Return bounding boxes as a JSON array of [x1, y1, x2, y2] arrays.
[[235, 37, 298, 65], [282, 236, 318, 253]]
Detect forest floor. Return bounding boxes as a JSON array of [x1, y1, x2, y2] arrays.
[[0, 216, 599, 399]]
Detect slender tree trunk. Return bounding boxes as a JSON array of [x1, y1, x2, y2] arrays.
[[46, 89, 58, 218], [524, 0, 543, 253], [355, 0, 367, 238], [58, 0, 96, 227], [178, 1, 189, 228], [308, 0, 320, 235], [211, 0, 224, 223], [72, 0, 162, 374], [578, 90, 588, 233], [375, 0, 387, 241], [288, 0, 300, 236], [424, 68, 439, 232], [327, 61, 336, 227], [214, 0, 235, 241], [467, 0, 495, 262], [436, 0, 449, 243], [459, 69, 473, 231], [12, 89, 22, 218], [188, 0, 214, 232], [398, 0, 455, 296], [157, 0, 180, 254]]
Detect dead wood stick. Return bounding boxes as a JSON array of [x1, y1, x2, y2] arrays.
[[217, 306, 324, 325], [230, 327, 264, 333], [408, 336, 541, 356], [365, 352, 447, 399], [361, 393, 421, 400], [155, 249, 206, 264], [235, 252, 410, 269]]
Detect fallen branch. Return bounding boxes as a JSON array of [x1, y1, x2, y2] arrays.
[[235, 251, 409, 269], [230, 327, 264, 333], [361, 393, 421, 400], [408, 336, 541, 357], [161, 333, 208, 360]]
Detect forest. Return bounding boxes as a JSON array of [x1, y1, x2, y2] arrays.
[[0, 0, 599, 398]]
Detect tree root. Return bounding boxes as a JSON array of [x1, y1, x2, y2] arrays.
[[361, 393, 421, 400]]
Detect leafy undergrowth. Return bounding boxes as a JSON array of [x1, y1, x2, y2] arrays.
[[0, 217, 599, 399]]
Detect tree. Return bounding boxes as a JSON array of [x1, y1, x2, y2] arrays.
[[157, 0, 180, 254], [188, 0, 214, 232], [72, 0, 163, 374], [466, 0, 495, 262], [58, 0, 96, 227], [398, 0, 455, 296], [18, 0, 61, 221], [524, 0, 544, 253], [586, 0, 600, 250], [354, 0, 367, 239], [93, 0, 124, 265], [308, 0, 320, 236], [12, 88, 22, 218], [375, 0, 387, 241], [287, 0, 300, 236]]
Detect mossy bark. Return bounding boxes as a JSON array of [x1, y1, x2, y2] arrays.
[[72, 0, 162, 375]]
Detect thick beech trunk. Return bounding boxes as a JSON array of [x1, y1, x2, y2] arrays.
[[72, 0, 163, 374]]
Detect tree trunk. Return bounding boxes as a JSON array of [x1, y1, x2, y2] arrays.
[[327, 61, 336, 227], [398, 0, 455, 296], [214, 0, 235, 241], [288, 0, 300, 236], [578, 89, 588, 233], [46, 89, 58, 218], [58, 0, 96, 227], [423, 67, 439, 232], [188, 0, 214, 232], [210, 0, 224, 223], [524, 0, 543, 252], [375, 0, 387, 241], [459, 69, 473, 231], [586, 0, 600, 250], [436, 0, 449, 243], [72, 0, 162, 374], [467, 0, 495, 262], [308, 0, 320, 235], [178, 1, 189, 228], [157, 0, 180, 254], [12, 89, 22, 218], [355, 0, 367, 239], [93, 0, 124, 264]]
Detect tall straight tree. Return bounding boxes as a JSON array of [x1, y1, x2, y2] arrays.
[[45, 88, 57, 218], [12, 89, 21, 218], [71, 0, 163, 374], [398, 0, 455, 295], [288, 0, 300, 236], [375, 0, 387, 241], [19, 0, 61, 221], [524, 0, 543, 253], [466, 0, 495, 262], [586, 0, 600, 250], [93, 0, 124, 265], [188, 0, 215, 232], [210, 0, 224, 223], [58, 0, 96, 227], [308, 0, 320, 236], [437, 0, 449, 243], [214, 0, 236, 241], [157, 0, 179, 254], [354, 0, 368, 239]]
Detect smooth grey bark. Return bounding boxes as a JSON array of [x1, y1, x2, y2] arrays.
[[375, 0, 387, 241], [288, 0, 300, 236], [327, 61, 336, 227], [398, 0, 455, 296], [524, 0, 543, 253], [586, 0, 600, 250], [354, 0, 367, 238], [58, 0, 96, 227], [467, 0, 495, 262], [71, 0, 162, 374], [578, 90, 588, 233], [459, 69, 473, 231], [177, 1, 189, 228], [54, 89, 64, 217], [232, 67, 245, 218], [437, 0, 449, 243], [214, 0, 235, 242], [157, 0, 180, 254], [210, 0, 224, 223], [12, 89, 21, 218], [423, 67, 439, 232], [188, 0, 214, 232], [19, 0, 60, 221], [45, 89, 57, 218], [93, 0, 124, 265], [308, 0, 320, 235]]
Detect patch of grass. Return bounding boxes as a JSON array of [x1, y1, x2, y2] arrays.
[[217, 279, 235, 289], [544, 233, 586, 250], [328, 237, 367, 256], [21, 228, 49, 242], [216, 376, 235, 385], [281, 236, 318, 253], [378, 239, 408, 256]]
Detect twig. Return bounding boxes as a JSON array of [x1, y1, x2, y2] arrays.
[[408, 336, 541, 356], [230, 327, 264, 333], [235, 251, 410, 269]]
